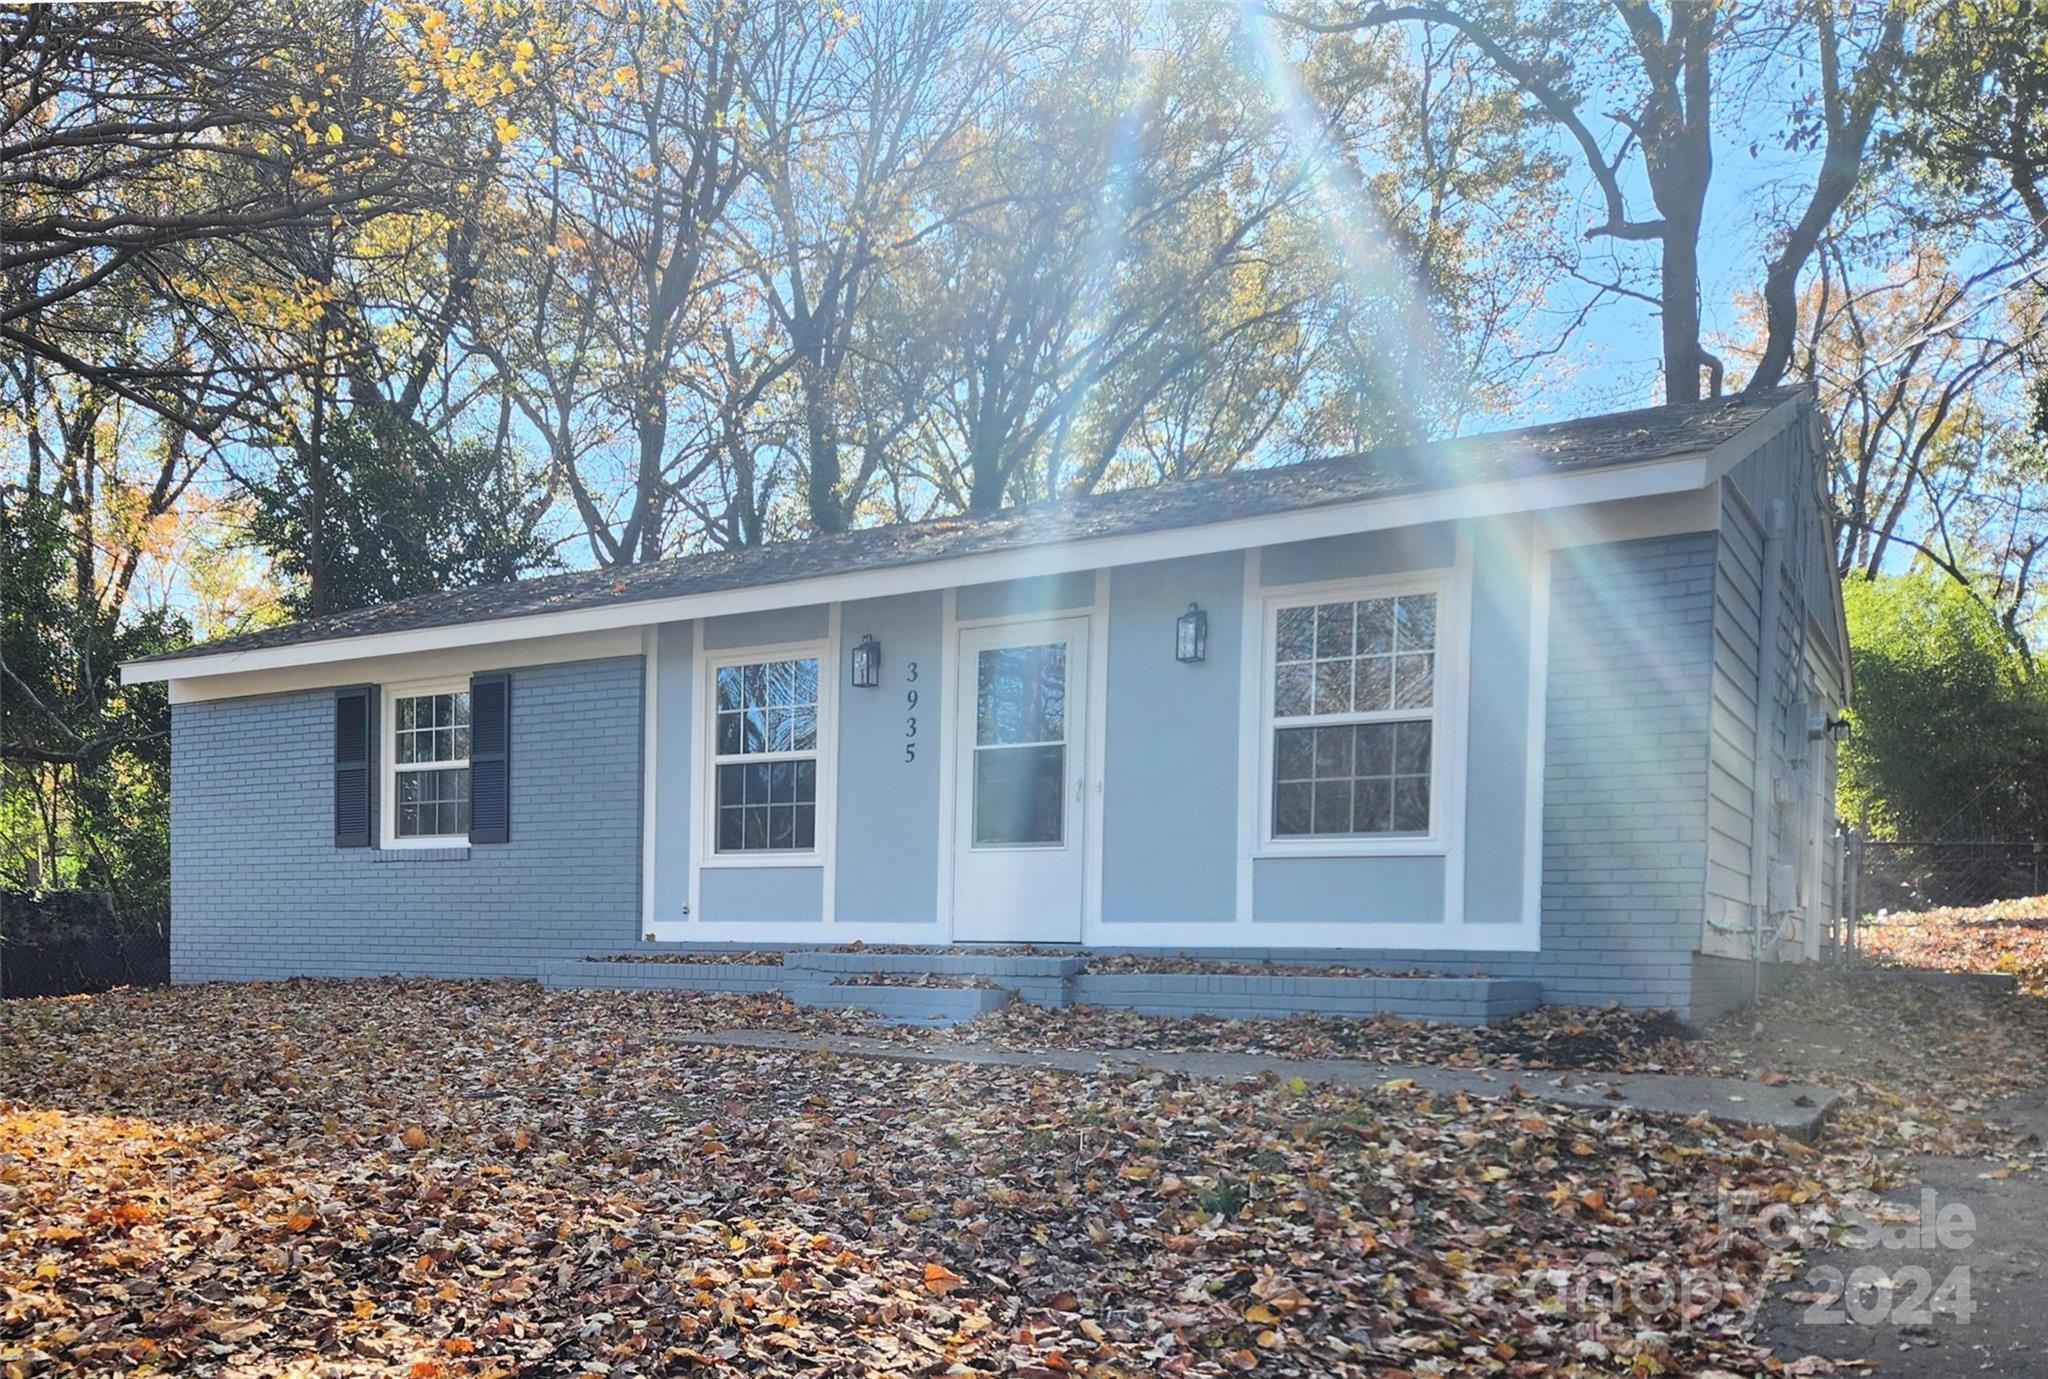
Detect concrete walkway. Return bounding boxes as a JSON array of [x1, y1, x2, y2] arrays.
[[1760, 1085, 2048, 1376], [673, 1028, 1845, 1140]]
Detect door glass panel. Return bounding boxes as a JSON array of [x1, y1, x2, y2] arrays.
[[976, 644, 1066, 745], [972, 641, 1068, 846], [974, 744, 1065, 846]]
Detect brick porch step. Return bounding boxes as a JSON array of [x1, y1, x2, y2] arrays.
[[1069, 973, 1542, 1026], [787, 982, 1013, 1026], [539, 955, 1544, 1027]]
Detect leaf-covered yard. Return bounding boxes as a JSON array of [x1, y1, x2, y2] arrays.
[[1, 976, 2044, 1378], [1857, 895, 2048, 996]]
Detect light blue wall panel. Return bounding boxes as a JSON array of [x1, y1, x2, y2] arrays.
[[698, 866, 823, 923], [1246, 520, 1491, 930], [667, 607, 837, 924], [955, 571, 1095, 621], [1100, 553, 1244, 922], [704, 603, 828, 649], [650, 622, 693, 929], [1461, 526, 1535, 924], [836, 590, 945, 925], [1262, 523, 1454, 587], [1252, 855, 1444, 923]]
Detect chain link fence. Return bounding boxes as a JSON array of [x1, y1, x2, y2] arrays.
[[1831, 834, 2048, 963], [0, 890, 168, 998], [1855, 840, 2048, 915]]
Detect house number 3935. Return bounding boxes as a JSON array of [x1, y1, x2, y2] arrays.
[[903, 661, 919, 763]]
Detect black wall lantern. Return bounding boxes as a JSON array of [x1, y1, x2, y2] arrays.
[[850, 633, 882, 688], [1175, 602, 1209, 663]]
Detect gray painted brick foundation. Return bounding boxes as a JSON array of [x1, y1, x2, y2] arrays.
[[170, 657, 644, 982], [1067, 973, 1539, 1024], [549, 959, 786, 993], [792, 983, 1013, 1023], [539, 955, 1542, 1025]]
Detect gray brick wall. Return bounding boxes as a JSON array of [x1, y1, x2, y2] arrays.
[[1523, 532, 1716, 1013], [170, 656, 643, 981]]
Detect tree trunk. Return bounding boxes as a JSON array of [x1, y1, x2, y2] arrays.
[[628, 386, 667, 564], [1659, 214, 1704, 403], [805, 369, 845, 534], [306, 330, 329, 618], [967, 442, 1007, 514]]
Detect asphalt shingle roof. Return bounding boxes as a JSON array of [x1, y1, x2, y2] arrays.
[[133, 388, 1801, 667]]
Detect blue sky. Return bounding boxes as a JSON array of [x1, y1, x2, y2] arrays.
[[1505, 125, 1834, 426]]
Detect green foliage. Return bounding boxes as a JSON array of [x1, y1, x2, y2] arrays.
[[1840, 569, 2048, 840], [1887, 0, 2048, 222], [1199, 1178, 1250, 1218], [1, 488, 183, 905], [243, 412, 554, 619]]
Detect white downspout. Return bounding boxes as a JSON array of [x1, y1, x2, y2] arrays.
[[1749, 499, 1788, 1002]]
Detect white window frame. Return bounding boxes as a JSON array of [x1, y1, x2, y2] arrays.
[[379, 677, 473, 849], [696, 637, 837, 870], [1255, 569, 1466, 857]]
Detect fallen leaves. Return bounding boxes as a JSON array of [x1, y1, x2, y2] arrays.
[[1857, 893, 2048, 995], [921, 1261, 966, 1295], [0, 964, 2040, 1377]]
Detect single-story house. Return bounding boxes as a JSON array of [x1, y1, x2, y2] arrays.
[[123, 387, 1848, 1022]]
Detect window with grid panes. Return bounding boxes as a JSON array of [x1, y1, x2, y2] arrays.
[[1269, 593, 1437, 838], [711, 657, 820, 852], [393, 690, 471, 838]]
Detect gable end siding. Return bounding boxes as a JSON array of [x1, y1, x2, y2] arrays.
[[1707, 488, 1764, 939], [169, 656, 642, 981], [1706, 416, 1844, 965]]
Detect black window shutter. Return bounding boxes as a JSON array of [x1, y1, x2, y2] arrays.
[[469, 671, 511, 844], [334, 686, 373, 847]]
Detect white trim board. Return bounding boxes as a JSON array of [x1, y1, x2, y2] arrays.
[[934, 588, 960, 933], [1232, 548, 1263, 923], [126, 425, 1789, 690], [1084, 570, 1110, 930], [1520, 536, 1555, 940], [675, 918, 1545, 952], [682, 619, 706, 933], [638, 625, 660, 940]]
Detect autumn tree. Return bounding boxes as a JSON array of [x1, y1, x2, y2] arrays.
[[731, 0, 1044, 533], [2, 0, 552, 885], [241, 412, 553, 618], [1, 364, 189, 902], [1887, 0, 2048, 246], [476, 0, 752, 565], [1276, 0, 1909, 403], [205, 0, 559, 614], [890, 8, 1332, 513], [0, 2, 436, 430]]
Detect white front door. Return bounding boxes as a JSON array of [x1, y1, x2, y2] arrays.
[[952, 617, 1088, 942]]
